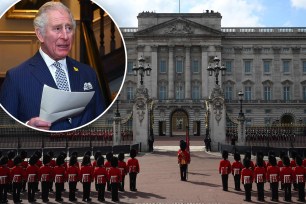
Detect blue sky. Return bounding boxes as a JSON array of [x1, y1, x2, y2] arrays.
[[97, 0, 306, 27]]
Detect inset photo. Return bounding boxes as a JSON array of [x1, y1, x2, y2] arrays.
[[0, 0, 126, 131]]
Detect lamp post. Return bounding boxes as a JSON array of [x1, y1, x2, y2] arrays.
[[237, 91, 245, 143], [133, 56, 152, 85], [115, 99, 120, 117], [207, 56, 226, 86]]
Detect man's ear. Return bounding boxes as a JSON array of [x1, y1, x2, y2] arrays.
[[35, 28, 44, 43]]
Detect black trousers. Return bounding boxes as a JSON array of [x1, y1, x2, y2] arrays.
[[96, 183, 106, 201], [244, 183, 252, 201], [82, 182, 91, 200], [221, 174, 228, 191], [0, 184, 7, 202], [111, 182, 119, 202], [12, 182, 22, 202], [120, 176, 125, 191], [69, 182, 77, 201], [256, 182, 264, 200], [270, 182, 279, 201], [27, 182, 36, 202], [129, 173, 137, 191], [233, 174, 241, 190], [180, 164, 187, 180], [55, 183, 64, 200], [297, 182, 305, 201], [283, 183, 292, 201], [41, 181, 50, 202]]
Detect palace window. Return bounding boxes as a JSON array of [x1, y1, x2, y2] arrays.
[[127, 60, 134, 74], [263, 60, 271, 73], [283, 86, 291, 101], [282, 60, 291, 73], [244, 60, 252, 74], [175, 83, 184, 100], [192, 85, 200, 100], [159, 85, 167, 100], [159, 59, 167, 73], [303, 86, 306, 100], [225, 86, 233, 100], [244, 86, 252, 100], [126, 87, 134, 100], [303, 61, 306, 73], [224, 60, 232, 73], [176, 58, 184, 73], [264, 86, 272, 101], [192, 59, 199, 73]]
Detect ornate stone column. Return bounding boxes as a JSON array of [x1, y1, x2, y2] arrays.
[[207, 85, 226, 151], [168, 46, 174, 99], [201, 45, 209, 98], [113, 115, 121, 146], [133, 85, 150, 152], [151, 45, 158, 98], [185, 46, 191, 99]]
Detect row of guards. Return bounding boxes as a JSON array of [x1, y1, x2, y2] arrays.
[[50, 129, 133, 141], [245, 127, 296, 142]]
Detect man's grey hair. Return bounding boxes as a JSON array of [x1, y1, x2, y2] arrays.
[[33, 1, 76, 36]]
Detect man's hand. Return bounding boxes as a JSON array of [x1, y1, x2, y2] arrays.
[[27, 117, 51, 130]]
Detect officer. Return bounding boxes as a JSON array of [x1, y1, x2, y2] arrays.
[[177, 140, 190, 181]]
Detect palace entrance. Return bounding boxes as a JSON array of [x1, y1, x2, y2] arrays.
[[171, 109, 189, 136], [280, 113, 295, 124]]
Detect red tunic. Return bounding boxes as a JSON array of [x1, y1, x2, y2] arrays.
[[66, 165, 80, 182], [38, 165, 54, 182], [280, 166, 293, 184], [266, 166, 280, 183], [290, 160, 296, 168], [293, 166, 306, 183], [219, 160, 231, 175], [254, 166, 266, 183], [21, 161, 28, 171], [241, 168, 253, 184], [93, 167, 107, 184], [0, 165, 10, 184], [36, 160, 43, 168], [79, 165, 94, 183], [11, 166, 26, 183], [177, 150, 190, 165], [53, 165, 66, 183], [104, 161, 111, 174], [49, 160, 56, 168], [107, 167, 121, 183], [126, 158, 140, 173], [231, 161, 243, 175], [303, 159, 306, 167], [118, 161, 128, 177], [26, 165, 39, 183]]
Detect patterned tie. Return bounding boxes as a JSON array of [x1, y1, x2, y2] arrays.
[[53, 61, 69, 91]]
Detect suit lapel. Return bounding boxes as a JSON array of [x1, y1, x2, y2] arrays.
[[67, 57, 81, 92], [29, 52, 58, 89]]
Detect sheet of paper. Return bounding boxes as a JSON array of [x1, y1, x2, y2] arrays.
[[39, 85, 95, 123]]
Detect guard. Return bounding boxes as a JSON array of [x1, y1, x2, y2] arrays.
[[127, 149, 140, 191], [177, 140, 190, 181], [219, 150, 231, 191]]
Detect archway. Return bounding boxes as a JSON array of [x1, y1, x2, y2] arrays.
[[280, 113, 295, 124], [170, 109, 189, 136]]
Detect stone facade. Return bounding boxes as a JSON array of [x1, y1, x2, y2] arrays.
[[98, 11, 306, 138]]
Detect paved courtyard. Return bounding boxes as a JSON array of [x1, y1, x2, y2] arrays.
[[5, 136, 303, 203]]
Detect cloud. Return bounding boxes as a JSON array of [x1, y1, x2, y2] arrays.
[[291, 0, 306, 9], [98, 0, 265, 27]]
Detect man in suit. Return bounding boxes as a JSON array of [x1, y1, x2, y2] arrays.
[[0, 2, 105, 131]]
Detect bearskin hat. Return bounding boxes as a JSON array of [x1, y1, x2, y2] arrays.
[[84, 151, 92, 157], [130, 149, 137, 158], [29, 155, 38, 166], [69, 156, 77, 167], [97, 156, 104, 167], [243, 158, 251, 168], [34, 150, 42, 159], [13, 155, 22, 166], [222, 150, 228, 160], [180, 140, 187, 151], [20, 150, 27, 160], [234, 152, 241, 161], [279, 151, 286, 160], [296, 155, 303, 166], [7, 150, 16, 160], [244, 151, 251, 160], [43, 154, 51, 165], [48, 151, 54, 158], [82, 155, 91, 166], [94, 151, 102, 160], [106, 152, 113, 161], [111, 156, 118, 168], [290, 150, 297, 159], [283, 156, 290, 167], [118, 152, 125, 161], [268, 155, 277, 166], [56, 155, 65, 166], [0, 156, 8, 165], [71, 151, 78, 157]]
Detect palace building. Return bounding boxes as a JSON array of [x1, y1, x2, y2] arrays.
[[101, 10, 306, 139]]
